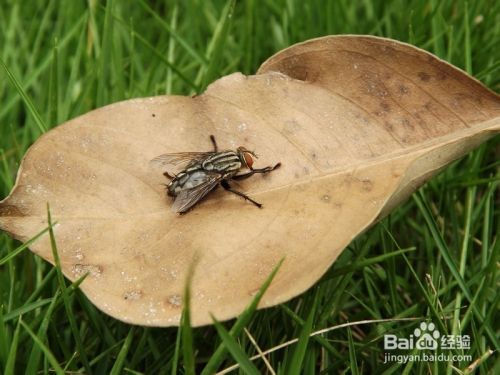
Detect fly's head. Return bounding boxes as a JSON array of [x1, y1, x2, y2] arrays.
[[237, 146, 257, 169]]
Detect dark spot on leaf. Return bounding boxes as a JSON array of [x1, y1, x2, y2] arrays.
[[166, 294, 182, 308], [384, 122, 394, 131], [424, 101, 437, 112], [283, 119, 301, 135], [399, 84, 410, 94], [436, 71, 447, 80], [381, 101, 391, 112], [418, 72, 431, 82], [123, 290, 143, 300], [401, 118, 414, 130], [0, 204, 26, 217], [361, 179, 374, 191], [403, 137, 413, 145], [72, 264, 103, 278]]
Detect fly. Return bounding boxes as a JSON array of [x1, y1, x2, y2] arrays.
[[152, 135, 281, 214]]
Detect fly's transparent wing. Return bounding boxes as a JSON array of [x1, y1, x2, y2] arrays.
[[151, 152, 215, 167], [151, 152, 215, 175], [171, 173, 222, 213]]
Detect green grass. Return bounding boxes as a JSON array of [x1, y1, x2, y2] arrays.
[[1, 0, 499, 373]]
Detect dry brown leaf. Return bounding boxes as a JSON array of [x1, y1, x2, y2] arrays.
[[0, 35, 499, 327]]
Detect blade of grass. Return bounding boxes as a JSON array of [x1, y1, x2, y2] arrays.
[[85, 0, 100, 58], [212, 317, 260, 375], [287, 293, 317, 375], [74, 286, 116, 351], [131, 31, 199, 91], [0, 224, 54, 266], [96, 0, 114, 106], [463, 349, 494, 374], [4, 317, 21, 375], [46, 205, 92, 374], [84, 340, 123, 369], [329, 248, 415, 278], [400, 253, 447, 334], [280, 304, 338, 358], [243, 328, 275, 375], [166, 5, 178, 95], [0, 13, 85, 121], [476, 60, 500, 80], [0, 58, 47, 133], [20, 319, 64, 375], [452, 186, 475, 337], [201, 258, 284, 375], [62, 351, 79, 372], [181, 258, 197, 375], [0, 148, 14, 189], [129, 329, 150, 369], [347, 326, 359, 375], [460, 277, 486, 331], [217, 318, 421, 374], [3, 272, 87, 323], [381, 225, 400, 314], [25, 268, 56, 305], [429, 0, 445, 58], [47, 39, 58, 127], [26, 268, 87, 307], [6, 238, 14, 313], [243, 0, 255, 74], [26, 290, 61, 375], [413, 191, 499, 348], [446, 25, 454, 63], [2, 299, 52, 322], [110, 327, 135, 375], [126, 16, 136, 96], [464, 2, 472, 74], [110, 13, 199, 91], [199, 0, 235, 91], [171, 318, 182, 375], [124, 369, 145, 375], [137, 0, 208, 67], [0, 306, 8, 369]]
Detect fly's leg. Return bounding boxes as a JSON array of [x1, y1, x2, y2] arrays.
[[210, 135, 218, 152], [253, 162, 281, 173], [221, 180, 262, 208], [232, 162, 281, 181]]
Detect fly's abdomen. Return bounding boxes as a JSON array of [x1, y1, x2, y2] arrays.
[[168, 168, 209, 196], [202, 151, 241, 173]]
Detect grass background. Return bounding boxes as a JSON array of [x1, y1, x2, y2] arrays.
[[0, 0, 499, 373]]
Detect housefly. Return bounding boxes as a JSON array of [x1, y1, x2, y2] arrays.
[[152, 135, 281, 213]]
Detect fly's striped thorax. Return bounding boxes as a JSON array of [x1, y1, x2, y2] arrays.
[[202, 151, 242, 174]]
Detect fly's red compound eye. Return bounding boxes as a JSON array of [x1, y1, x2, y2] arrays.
[[243, 152, 254, 168]]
